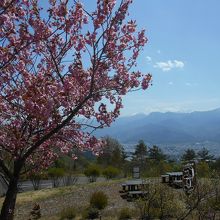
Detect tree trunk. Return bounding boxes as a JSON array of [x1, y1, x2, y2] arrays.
[[0, 175, 19, 220]]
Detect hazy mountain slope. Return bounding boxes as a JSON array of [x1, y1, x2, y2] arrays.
[[95, 108, 220, 144]]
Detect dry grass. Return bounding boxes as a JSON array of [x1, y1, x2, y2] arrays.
[[0, 185, 77, 207], [0, 180, 124, 207], [0, 179, 128, 220]]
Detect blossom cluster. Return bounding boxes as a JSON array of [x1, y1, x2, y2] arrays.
[[0, 0, 151, 169]]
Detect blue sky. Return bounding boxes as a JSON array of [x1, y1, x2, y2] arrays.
[[41, 0, 220, 116], [117, 0, 220, 115]]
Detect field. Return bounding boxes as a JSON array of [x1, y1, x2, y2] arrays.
[[0, 180, 135, 220], [1, 178, 219, 220]]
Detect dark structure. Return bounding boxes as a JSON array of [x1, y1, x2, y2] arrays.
[[161, 172, 183, 188], [182, 162, 196, 194], [120, 179, 148, 199]]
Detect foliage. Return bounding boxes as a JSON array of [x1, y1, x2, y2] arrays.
[[53, 156, 79, 186], [133, 140, 147, 162], [0, 0, 151, 218], [48, 167, 65, 178], [131, 141, 170, 177], [62, 174, 78, 187], [83, 207, 100, 219], [211, 157, 220, 174], [136, 184, 182, 219], [90, 191, 108, 210], [133, 179, 220, 220], [84, 164, 101, 182], [132, 140, 148, 174], [196, 161, 211, 178], [54, 156, 76, 171], [181, 148, 196, 162], [102, 166, 120, 179], [197, 147, 214, 161], [48, 167, 65, 187], [148, 145, 166, 161], [143, 160, 172, 177], [29, 173, 42, 191], [59, 206, 76, 220], [73, 152, 91, 172], [179, 180, 214, 220], [97, 137, 126, 168], [118, 207, 133, 220]]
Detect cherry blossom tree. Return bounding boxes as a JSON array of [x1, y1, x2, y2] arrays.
[[0, 0, 151, 219]]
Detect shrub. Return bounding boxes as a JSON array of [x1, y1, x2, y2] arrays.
[[84, 164, 101, 182], [103, 166, 120, 179], [29, 173, 42, 190], [90, 191, 108, 210], [197, 161, 210, 178], [62, 174, 78, 186], [136, 184, 182, 219], [48, 167, 65, 178], [48, 167, 65, 187], [118, 208, 132, 219], [83, 207, 100, 219], [59, 206, 76, 220]]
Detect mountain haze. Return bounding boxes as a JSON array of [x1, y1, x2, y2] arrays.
[[95, 108, 220, 145]]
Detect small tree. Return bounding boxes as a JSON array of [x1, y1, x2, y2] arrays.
[[136, 184, 181, 219], [62, 174, 78, 186], [84, 165, 101, 182], [149, 145, 166, 161], [48, 167, 65, 188], [102, 166, 120, 180], [197, 147, 214, 161], [181, 149, 196, 162], [97, 137, 126, 168], [54, 156, 78, 186], [29, 173, 42, 191], [178, 181, 213, 220], [132, 140, 148, 170], [133, 140, 147, 160]]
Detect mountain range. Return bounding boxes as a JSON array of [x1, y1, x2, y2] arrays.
[[95, 108, 220, 155]]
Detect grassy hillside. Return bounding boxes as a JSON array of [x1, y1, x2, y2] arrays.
[[1, 178, 219, 220], [1, 180, 132, 220]]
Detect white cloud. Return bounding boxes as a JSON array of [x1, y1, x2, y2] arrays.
[[146, 56, 152, 62], [121, 96, 220, 116], [154, 60, 185, 72], [168, 81, 173, 85], [185, 82, 198, 87], [144, 105, 184, 114], [143, 99, 220, 115], [174, 60, 184, 68]]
